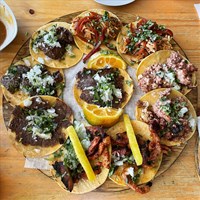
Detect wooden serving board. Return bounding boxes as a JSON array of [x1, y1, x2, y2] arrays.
[[2, 11, 198, 193]]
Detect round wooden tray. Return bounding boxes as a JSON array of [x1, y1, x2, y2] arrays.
[[2, 11, 198, 192]]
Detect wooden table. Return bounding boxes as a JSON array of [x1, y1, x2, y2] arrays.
[[0, 0, 200, 199]]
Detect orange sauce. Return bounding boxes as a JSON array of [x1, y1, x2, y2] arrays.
[[0, 20, 7, 46]]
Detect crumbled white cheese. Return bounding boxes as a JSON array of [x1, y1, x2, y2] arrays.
[[23, 99, 32, 107], [37, 57, 45, 64], [23, 64, 54, 88], [81, 139, 91, 151], [93, 73, 106, 83], [125, 167, 135, 178], [114, 88, 122, 99], [178, 107, 188, 117], [74, 121, 87, 140], [165, 71, 175, 83], [114, 160, 124, 166], [101, 87, 113, 102], [47, 108, 58, 117], [36, 97, 42, 103]]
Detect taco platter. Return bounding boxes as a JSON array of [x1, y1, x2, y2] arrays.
[[1, 9, 198, 194]]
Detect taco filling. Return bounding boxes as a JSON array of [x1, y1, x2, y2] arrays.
[[9, 96, 72, 147], [51, 122, 111, 192], [109, 124, 161, 194], [31, 24, 74, 60], [76, 67, 127, 108], [138, 51, 197, 93], [72, 10, 122, 62], [118, 18, 173, 64], [137, 89, 196, 143], [1, 64, 64, 96]]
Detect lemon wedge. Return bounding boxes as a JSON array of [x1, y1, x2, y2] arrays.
[[66, 125, 96, 181], [123, 114, 143, 166]]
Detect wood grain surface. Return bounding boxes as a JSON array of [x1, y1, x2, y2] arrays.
[[0, 0, 200, 199]]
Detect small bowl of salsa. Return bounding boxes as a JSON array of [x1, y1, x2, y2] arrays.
[[0, 0, 17, 51]]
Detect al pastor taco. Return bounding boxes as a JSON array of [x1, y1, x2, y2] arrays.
[[29, 22, 83, 69], [73, 52, 133, 127], [136, 50, 197, 94], [135, 88, 197, 146], [71, 9, 122, 62], [117, 18, 173, 67], [107, 120, 162, 194], [49, 121, 111, 194], [8, 96, 73, 157], [1, 56, 65, 106]]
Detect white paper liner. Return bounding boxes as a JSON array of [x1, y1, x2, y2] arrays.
[[194, 4, 200, 19], [25, 157, 52, 170]]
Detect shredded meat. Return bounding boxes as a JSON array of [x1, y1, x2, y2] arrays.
[[138, 52, 197, 93]]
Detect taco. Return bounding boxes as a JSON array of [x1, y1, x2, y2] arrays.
[[49, 121, 111, 194], [73, 52, 133, 127], [117, 18, 173, 67], [136, 50, 197, 94], [71, 9, 122, 62], [1, 56, 65, 106], [107, 120, 162, 194], [135, 88, 197, 146], [29, 22, 83, 69], [8, 96, 73, 157]]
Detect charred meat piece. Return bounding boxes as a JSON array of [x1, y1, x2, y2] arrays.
[[53, 71, 64, 83], [38, 43, 66, 60], [87, 136, 101, 156], [1, 65, 29, 94], [56, 27, 74, 45], [112, 132, 129, 147], [52, 161, 74, 192]]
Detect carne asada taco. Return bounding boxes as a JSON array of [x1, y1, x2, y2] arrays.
[[49, 121, 111, 193], [135, 88, 197, 146], [8, 96, 73, 157], [107, 120, 162, 193], [1, 56, 65, 106], [29, 22, 83, 69], [71, 9, 122, 62], [74, 52, 133, 127], [117, 18, 173, 67], [136, 50, 197, 94]]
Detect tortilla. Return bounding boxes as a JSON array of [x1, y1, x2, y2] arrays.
[[107, 120, 162, 186], [49, 126, 112, 194], [136, 50, 197, 95], [70, 9, 121, 54], [135, 88, 197, 146], [8, 96, 73, 157], [1, 56, 65, 106], [29, 22, 83, 69], [116, 19, 173, 68]]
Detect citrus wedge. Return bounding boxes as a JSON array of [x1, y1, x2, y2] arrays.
[[83, 103, 123, 127], [123, 114, 143, 166], [87, 53, 127, 70], [65, 125, 96, 181]]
